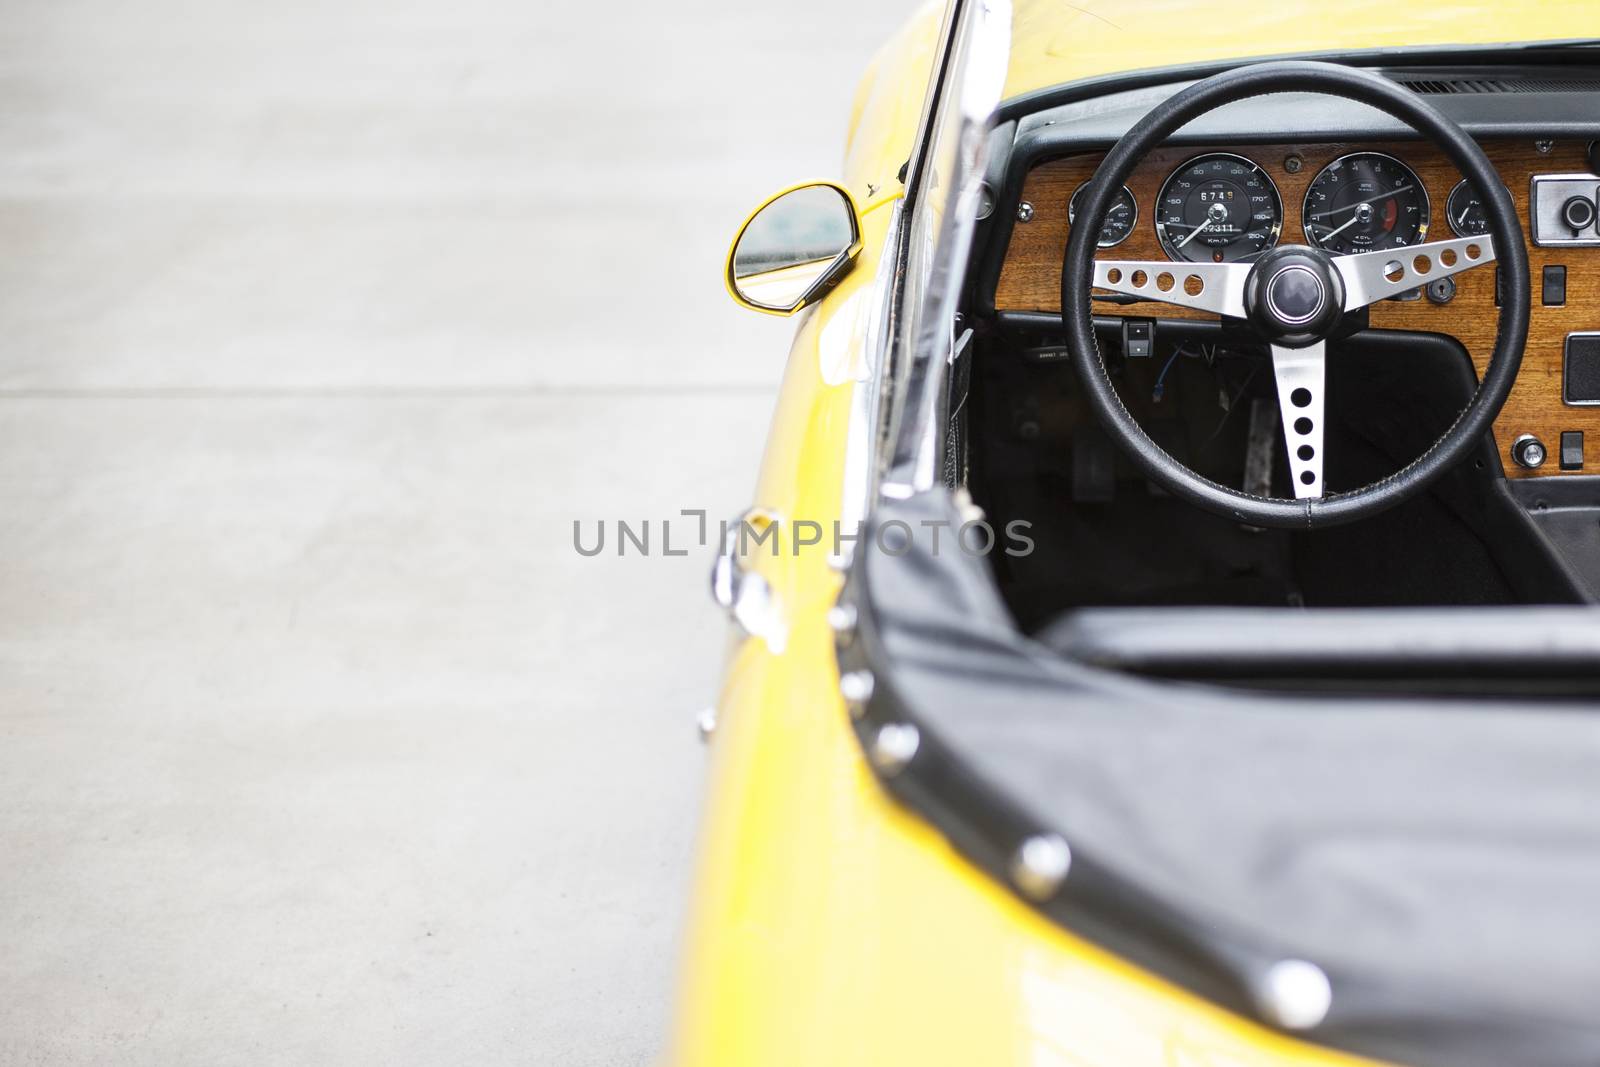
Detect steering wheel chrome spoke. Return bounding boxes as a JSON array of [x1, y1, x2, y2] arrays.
[[1335, 235, 1496, 311], [1271, 342, 1326, 499], [1091, 259, 1249, 318]]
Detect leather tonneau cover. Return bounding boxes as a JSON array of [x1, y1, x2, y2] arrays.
[[1038, 605, 1600, 678], [842, 489, 1600, 1067]]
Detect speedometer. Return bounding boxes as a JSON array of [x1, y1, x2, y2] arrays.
[[1154, 153, 1283, 263], [1302, 152, 1430, 254]]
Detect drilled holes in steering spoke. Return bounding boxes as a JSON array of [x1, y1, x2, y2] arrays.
[[1270, 341, 1327, 500], [1335, 235, 1496, 311], [1091, 259, 1250, 318]]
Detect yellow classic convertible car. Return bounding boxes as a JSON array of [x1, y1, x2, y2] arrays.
[[677, 3, 1600, 1065]]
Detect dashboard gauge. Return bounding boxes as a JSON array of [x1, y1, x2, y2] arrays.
[[1302, 152, 1430, 254], [1068, 181, 1137, 247], [1445, 179, 1493, 237], [1154, 153, 1283, 263]]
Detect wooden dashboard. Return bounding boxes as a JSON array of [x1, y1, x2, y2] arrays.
[[994, 139, 1600, 478]]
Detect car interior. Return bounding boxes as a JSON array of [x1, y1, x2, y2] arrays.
[[948, 63, 1600, 679]]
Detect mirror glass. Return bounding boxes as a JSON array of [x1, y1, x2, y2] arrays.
[[731, 185, 857, 312]]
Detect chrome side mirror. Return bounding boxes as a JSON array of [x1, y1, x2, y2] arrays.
[[726, 182, 862, 316]]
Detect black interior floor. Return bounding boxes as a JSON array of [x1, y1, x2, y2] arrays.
[[976, 328, 1584, 630], [1000, 493, 1297, 631]]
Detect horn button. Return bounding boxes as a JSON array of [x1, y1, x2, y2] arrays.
[[1244, 246, 1345, 348]]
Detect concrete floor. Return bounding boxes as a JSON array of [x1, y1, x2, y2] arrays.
[[0, 1, 917, 1063]]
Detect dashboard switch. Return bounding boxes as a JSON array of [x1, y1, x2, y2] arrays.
[[1562, 195, 1597, 235], [1511, 434, 1547, 470], [1122, 318, 1153, 359], [1560, 431, 1585, 471], [1543, 265, 1567, 307]]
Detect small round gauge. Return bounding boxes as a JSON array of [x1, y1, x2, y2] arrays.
[[1068, 182, 1137, 247], [1444, 179, 1493, 237], [1302, 152, 1430, 254], [1154, 153, 1283, 263]]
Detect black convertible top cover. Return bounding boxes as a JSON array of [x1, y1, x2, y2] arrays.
[[841, 490, 1600, 1067]]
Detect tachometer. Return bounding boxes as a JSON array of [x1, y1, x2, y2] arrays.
[[1068, 181, 1138, 247], [1154, 153, 1283, 263], [1303, 152, 1429, 254]]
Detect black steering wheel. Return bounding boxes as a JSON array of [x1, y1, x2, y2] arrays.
[[1062, 61, 1529, 529]]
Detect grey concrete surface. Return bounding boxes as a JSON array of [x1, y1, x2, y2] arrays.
[[0, 1, 919, 1064]]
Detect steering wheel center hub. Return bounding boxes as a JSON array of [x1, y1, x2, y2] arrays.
[[1244, 245, 1345, 347], [1266, 265, 1325, 324]]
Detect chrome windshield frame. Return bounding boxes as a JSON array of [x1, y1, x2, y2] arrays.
[[837, 0, 1013, 544]]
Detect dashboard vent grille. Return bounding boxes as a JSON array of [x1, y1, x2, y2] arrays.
[[1397, 75, 1600, 95]]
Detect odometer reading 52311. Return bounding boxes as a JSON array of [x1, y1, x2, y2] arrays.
[[1155, 153, 1283, 263]]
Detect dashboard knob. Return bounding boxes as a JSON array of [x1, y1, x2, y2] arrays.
[[1561, 194, 1597, 233], [1512, 434, 1547, 470]]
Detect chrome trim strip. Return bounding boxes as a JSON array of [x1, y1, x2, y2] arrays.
[[881, 0, 1013, 499], [837, 202, 905, 553], [709, 507, 788, 653]]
